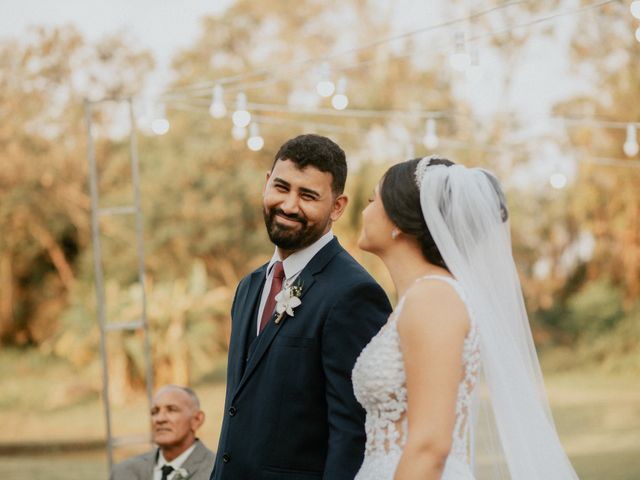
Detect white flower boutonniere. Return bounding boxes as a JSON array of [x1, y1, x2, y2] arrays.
[[174, 467, 190, 480], [274, 283, 303, 324]]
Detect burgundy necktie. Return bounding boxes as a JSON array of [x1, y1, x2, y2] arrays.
[[259, 261, 285, 333]]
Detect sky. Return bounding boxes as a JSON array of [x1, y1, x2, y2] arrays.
[[0, 0, 234, 91]]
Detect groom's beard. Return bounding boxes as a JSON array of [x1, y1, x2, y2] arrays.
[[263, 207, 328, 251]]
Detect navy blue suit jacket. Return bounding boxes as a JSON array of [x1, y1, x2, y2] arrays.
[[210, 238, 391, 480]]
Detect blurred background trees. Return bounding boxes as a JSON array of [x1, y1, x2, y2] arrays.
[[0, 0, 638, 402]]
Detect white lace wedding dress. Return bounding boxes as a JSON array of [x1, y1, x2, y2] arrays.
[[352, 275, 481, 480]]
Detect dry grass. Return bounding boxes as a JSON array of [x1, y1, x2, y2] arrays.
[[0, 349, 638, 478]]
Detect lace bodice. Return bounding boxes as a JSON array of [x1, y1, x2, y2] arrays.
[[352, 275, 480, 479]]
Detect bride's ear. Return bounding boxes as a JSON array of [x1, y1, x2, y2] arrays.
[[391, 229, 400, 240]]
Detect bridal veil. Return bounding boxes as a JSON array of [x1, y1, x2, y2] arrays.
[[417, 159, 578, 479]]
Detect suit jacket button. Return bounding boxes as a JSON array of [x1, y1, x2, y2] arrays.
[[228, 406, 237, 416], [222, 453, 231, 463]]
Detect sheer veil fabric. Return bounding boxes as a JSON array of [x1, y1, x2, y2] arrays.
[[418, 162, 578, 479]]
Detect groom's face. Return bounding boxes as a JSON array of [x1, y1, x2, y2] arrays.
[[263, 159, 347, 254]]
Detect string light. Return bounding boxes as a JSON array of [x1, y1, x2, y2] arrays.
[[232, 92, 251, 128], [247, 123, 264, 151], [422, 118, 439, 149], [209, 84, 226, 118], [331, 77, 349, 110], [151, 103, 170, 135], [232, 125, 247, 140], [449, 32, 471, 72], [635, 26, 640, 42], [549, 172, 568, 189], [316, 63, 335, 98], [631, 0, 640, 19], [623, 124, 639, 157]]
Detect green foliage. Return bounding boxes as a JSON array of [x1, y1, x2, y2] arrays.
[[539, 281, 640, 373], [564, 280, 625, 339]]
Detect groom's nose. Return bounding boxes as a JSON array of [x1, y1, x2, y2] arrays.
[[280, 193, 301, 214]]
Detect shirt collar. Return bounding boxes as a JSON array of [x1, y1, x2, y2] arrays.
[[267, 230, 334, 280], [156, 442, 197, 471]]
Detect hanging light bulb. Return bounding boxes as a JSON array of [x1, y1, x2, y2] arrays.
[[449, 32, 471, 72], [635, 26, 640, 43], [631, 0, 640, 19], [466, 48, 483, 82], [151, 103, 170, 135], [316, 62, 335, 98], [331, 77, 349, 110], [549, 172, 568, 189], [623, 124, 639, 157], [209, 84, 227, 118], [232, 125, 247, 140], [247, 123, 264, 151], [232, 92, 251, 128], [422, 118, 439, 150]]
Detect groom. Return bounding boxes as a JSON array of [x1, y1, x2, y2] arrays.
[[210, 134, 391, 480]]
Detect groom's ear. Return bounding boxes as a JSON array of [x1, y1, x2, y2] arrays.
[[263, 170, 272, 195], [330, 194, 349, 222]]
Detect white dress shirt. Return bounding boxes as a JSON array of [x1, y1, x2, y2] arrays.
[[255, 230, 335, 334], [153, 443, 196, 480]]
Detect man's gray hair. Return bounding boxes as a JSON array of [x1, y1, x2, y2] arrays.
[[157, 384, 201, 410]]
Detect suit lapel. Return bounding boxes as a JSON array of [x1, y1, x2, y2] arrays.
[[229, 266, 266, 392], [181, 440, 207, 475], [139, 449, 156, 478], [232, 238, 342, 401]]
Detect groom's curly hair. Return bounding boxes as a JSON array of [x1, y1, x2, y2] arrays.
[[272, 134, 347, 195], [380, 157, 454, 271]]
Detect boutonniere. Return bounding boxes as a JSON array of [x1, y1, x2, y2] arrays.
[[174, 467, 190, 480], [274, 282, 303, 324]]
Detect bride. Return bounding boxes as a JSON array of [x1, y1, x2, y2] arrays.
[[352, 157, 578, 479]]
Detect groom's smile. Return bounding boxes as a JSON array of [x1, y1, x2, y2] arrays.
[[274, 208, 307, 228]]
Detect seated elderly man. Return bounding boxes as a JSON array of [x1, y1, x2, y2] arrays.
[[111, 385, 215, 480]]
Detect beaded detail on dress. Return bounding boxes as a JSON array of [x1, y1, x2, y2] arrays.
[[352, 275, 480, 480]]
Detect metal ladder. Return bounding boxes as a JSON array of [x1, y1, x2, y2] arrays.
[[84, 96, 154, 473]]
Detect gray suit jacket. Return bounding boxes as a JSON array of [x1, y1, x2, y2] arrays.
[[110, 439, 215, 480]]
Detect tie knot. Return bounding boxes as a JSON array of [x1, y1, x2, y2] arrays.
[[272, 261, 285, 280], [160, 464, 174, 479]]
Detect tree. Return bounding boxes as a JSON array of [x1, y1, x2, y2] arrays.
[[0, 26, 153, 345]]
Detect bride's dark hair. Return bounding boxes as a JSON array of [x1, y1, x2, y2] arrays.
[[380, 157, 454, 270]]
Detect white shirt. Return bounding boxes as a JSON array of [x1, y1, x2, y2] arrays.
[[153, 443, 196, 480], [255, 230, 335, 335]]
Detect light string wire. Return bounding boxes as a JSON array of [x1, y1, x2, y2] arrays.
[[159, 0, 620, 101], [166, 95, 640, 132], [159, 0, 526, 98], [168, 100, 640, 165], [158, 0, 530, 99]]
